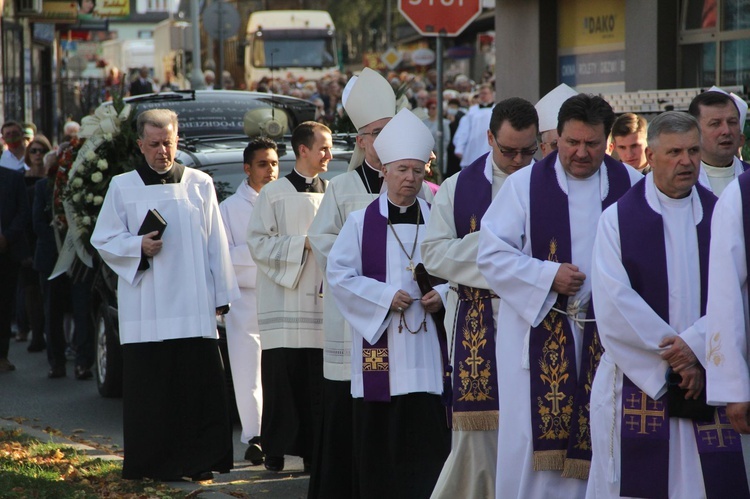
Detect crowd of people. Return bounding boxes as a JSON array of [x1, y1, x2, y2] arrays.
[[6, 64, 750, 499]]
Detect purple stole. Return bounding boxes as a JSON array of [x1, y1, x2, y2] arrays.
[[618, 178, 748, 499], [360, 199, 390, 402], [451, 153, 500, 430], [742, 159, 750, 172], [528, 152, 631, 479]]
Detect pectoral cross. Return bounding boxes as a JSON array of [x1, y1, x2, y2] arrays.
[[406, 260, 416, 280]]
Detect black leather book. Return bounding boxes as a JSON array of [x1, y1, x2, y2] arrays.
[[137, 208, 167, 240]]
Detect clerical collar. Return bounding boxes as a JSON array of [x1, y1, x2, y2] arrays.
[[135, 160, 184, 185], [286, 169, 325, 193], [478, 103, 494, 109], [387, 198, 424, 224], [356, 161, 383, 194]]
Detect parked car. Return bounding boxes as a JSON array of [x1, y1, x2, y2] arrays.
[[92, 90, 354, 401]]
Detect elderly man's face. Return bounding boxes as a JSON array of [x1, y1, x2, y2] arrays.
[[384, 159, 425, 205], [557, 119, 608, 179], [647, 129, 701, 199], [138, 123, 178, 172], [539, 129, 560, 158]]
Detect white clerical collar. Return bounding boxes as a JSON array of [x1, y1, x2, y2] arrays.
[[387, 197, 417, 214], [294, 167, 316, 184], [554, 155, 606, 199], [148, 163, 174, 174], [644, 172, 704, 223]]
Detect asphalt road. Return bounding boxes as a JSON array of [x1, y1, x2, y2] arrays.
[[0, 338, 310, 498]]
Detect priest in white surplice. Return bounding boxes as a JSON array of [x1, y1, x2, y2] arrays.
[[218, 137, 279, 465], [422, 97, 539, 499], [588, 111, 749, 498], [453, 83, 494, 168], [306, 67, 396, 498], [91, 109, 239, 481], [689, 88, 750, 196], [327, 109, 451, 498], [477, 94, 642, 499], [246, 122, 331, 473]]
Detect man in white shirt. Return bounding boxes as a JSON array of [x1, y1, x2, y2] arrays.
[[0, 121, 28, 171], [452, 83, 494, 168], [218, 137, 279, 465]]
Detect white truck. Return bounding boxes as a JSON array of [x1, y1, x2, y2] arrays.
[[101, 38, 155, 81], [244, 10, 338, 87]]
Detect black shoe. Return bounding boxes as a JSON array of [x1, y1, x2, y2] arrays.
[[27, 341, 46, 352], [245, 438, 264, 465], [75, 366, 93, 380], [264, 455, 284, 472], [48, 366, 66, 378], [187, 471, 213, 482]]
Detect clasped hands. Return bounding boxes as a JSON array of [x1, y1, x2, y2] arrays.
[[659, 336, 703, 401], [390, 289, 442, 314]]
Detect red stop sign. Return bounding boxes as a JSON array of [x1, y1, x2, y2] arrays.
[[399, 0, 483, 37]]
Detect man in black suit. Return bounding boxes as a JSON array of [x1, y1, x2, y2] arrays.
[[129, 67, 154, 96], [0, 166, 31, 372]]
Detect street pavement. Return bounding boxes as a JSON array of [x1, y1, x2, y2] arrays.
[[0, 338, 311, 498]]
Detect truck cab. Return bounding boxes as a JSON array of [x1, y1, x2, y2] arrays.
[[244, 10, 338, 87]]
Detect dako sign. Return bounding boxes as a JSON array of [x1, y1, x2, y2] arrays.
[[399, 0, 482, 37]]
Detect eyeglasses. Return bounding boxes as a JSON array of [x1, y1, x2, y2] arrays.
[[358, 128, 382, 137], [493, 137, 538, 158], [543, 140, 558, 151], [28, 148, 46, 154]]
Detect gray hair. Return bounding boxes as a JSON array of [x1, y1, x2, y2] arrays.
[[136, 109, 178, 139], [647, 111, 700, 148]]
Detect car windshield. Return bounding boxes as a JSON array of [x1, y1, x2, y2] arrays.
[[252, 36, 337, 69]]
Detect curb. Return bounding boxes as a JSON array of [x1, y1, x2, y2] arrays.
[[0, 419, 237, 498]]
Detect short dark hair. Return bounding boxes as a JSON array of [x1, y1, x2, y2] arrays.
[[291, 121, 331, 158], [1, 121, 23, 135], [611, 113, 647, 139], [489, 97, 539, 136], [557, 94, 616, 138], [244, 137, 278, 165], [688, 90, 739, 120]]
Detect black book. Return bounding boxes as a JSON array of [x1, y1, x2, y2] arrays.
[[137, 208, 167, 240]]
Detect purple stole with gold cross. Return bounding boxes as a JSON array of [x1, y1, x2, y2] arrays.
[[528, 152, 631, 479], [618, 178, 748, 499], [360, 199, 391, 402], [451, 153, 500, 430]]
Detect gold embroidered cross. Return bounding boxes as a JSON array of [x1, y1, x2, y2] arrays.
[[545, 382, 566, 415], [363, 349, 386, 371], [623, 391, 665, 435], [696, 411, 735, 448]]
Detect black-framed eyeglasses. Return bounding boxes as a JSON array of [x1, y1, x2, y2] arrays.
[[493, 137, 538, 158], [359, 128, 383, 137], [28, 148, 46, 154]]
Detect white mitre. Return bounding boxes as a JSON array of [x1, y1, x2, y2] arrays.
[[535, 83, 578, 133], [708, 85, 748, 131], [374, 108, 434, 165], [343, 68, 397, 171], [342, 67, 396, 130]]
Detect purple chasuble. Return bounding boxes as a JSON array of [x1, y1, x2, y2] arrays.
[[451, 153, 500, 431], [528, 152, 631, 478], [618, 178, 748, 499], [742, 159, 750, 172], [361, 199, 390, 402]]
